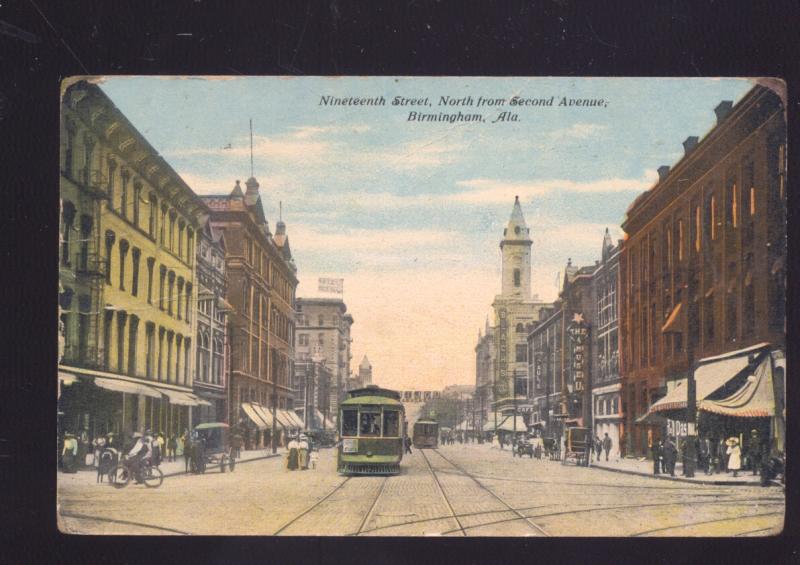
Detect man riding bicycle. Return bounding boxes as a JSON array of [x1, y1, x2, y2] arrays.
[[126, 431, 154, 483]]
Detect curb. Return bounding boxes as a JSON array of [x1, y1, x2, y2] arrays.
[[162, 452, 282, 479], [589, 462, 765, 486]]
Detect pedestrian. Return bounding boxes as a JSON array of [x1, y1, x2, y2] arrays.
[[594, 436, 602, 462], [726, 437, 742, 477], [62, 432, 78, 473], [663, 436, 678, 477], [748, 429, 763, 476], [718, 437, 728, 472], [182, 430, 193, 473], [167, 434, 177, 462], [602, 433, 612, 462], [404, 436, 413, 454], [309, 449, 319, 470], [652, 440, 663, 475], [287, 435, 299, 471], [298, 435, 310, 470], [92, 435, 106, 470], [700, 437, 712, 475]]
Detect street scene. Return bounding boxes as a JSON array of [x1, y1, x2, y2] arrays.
[[58, 77, 786, 536]]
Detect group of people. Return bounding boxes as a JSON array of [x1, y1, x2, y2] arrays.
[[591, 433, 614, 462], [651, 432, 756, 478], [286, 434, 316, 471]]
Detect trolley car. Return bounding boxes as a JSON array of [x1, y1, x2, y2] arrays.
[[412, 419, 439, 449], [562, 426, 591, 466], [337, 385, 406, 475]]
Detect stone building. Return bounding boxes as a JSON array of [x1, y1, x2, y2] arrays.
[[201, 177, 298, 448], [620, 84, 786, 457], [474, 318, 496, 433], [193, 217, 231, 423], [358, 355, 373, 386], [59, 80, 209, 442], [491, 197, 551, 424], [295, 297, 354, 422]]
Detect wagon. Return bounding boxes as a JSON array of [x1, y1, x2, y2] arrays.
[[192, 422, 236, 473], [561, 426, 591, 466]]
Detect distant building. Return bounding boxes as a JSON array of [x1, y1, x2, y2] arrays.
[[474, 317, 495, 432], [358, 355, 373, 386], [295, 297, 353, 421]]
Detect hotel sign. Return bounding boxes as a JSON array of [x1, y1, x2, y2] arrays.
[[568, 312, 589, 393]]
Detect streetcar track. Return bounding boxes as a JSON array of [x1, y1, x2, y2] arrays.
[[630, 511, 784, 536], [419, 449, 467, 536], [352, 477, 390, 536], [429, 449, 550, 537], [273, 476, 352, 535], [734, 526, 781, 537], [59, 511, 191, 535]]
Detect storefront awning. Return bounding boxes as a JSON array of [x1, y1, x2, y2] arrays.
[[312, 409, 335, 430], [700, 353, 775, 417], [251, 403, 276, 428], [93, 376, 162, 399], [288, 411, 305, 429], [496, 416, 527, 432], [276, 410, 300, 431], [157, 387, 204, 406], [648, 343, 770, 415], [241, 402, 268, 430]]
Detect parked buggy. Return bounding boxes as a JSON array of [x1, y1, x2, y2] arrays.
[[543, 437, 560, 460], [513, 435, 534, 458], [192, 423, 236, 473], [562, 426, 591, 466]]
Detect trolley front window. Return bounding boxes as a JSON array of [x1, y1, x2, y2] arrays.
[[359, 409, 382, 436], [341, 409, 358, 437], [383, 410, 400, 437]]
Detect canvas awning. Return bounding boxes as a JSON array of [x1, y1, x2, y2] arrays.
[[648, 343, 769, 415], [157, 387, 206, 406], [277, 410, 300, 431], [287, 411, 305, 429], [93, 376, 162, 399], [496, 416, 528, 432], [313, 409, 334, 430], [241, 402, 268, 430], [700, 353, 775, 417], [251, 403, 276, 428]]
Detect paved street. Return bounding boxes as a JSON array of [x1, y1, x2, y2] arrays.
[[57, 443, 784, 536]]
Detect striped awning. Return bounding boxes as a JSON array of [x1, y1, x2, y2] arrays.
[[241, 402, 268, 430], [700, 353, 775, 417]]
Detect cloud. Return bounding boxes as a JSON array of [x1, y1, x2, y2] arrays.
[[550, 122, 608, 140], [452, 172, 655, 204]]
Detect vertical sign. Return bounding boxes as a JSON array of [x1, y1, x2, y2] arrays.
[[567, 312, 589, 393], [498, 308, 508, 396]]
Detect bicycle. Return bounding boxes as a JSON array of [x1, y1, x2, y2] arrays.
[[109, 456, 164, 489]]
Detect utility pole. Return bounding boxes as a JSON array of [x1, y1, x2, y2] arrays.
[[684, 281, 697, 477]]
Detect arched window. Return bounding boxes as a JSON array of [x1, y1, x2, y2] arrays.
[[148, 193, 158, 238], [61, 201, 76, 266], [513, 268, 521, 287], [119, 239, 130, 290], [515, 322, 524, 333]]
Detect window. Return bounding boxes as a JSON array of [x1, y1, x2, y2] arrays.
[[178, 221, 185, 259], [694, 205, 701, 253], [82, 135, 95, 186], [318, 315, 324, 326], [146, 258, 155, 304], [169, 211, 177, 251], [515, 344, 527, 362], [726, 176, 738, 229], [148, 193, 158, 238], [103, 309, 113, 369], [157, 327, 165, 380], [677, 220, 684, 262], [359, 410, 381, 436], [160, 205, 167, 245], [77, 295, 91, 361], [106, 158, 117, 204], [116, 311, 127, 372], [145, 322, 155, 378], [187, 229, 194, 266], [706, 193, 717, 242], [299, 334, 308, 346], [104, 231, 116, 284], [176, 277, 185, 320], [61, 201, 76, 266], [131, 248, 141, 296], [119, 240, 129, 290], [166, 331, 174, 381], [79, 215, 92, 271], [514, 268, 521, 287], [64, 120, 76, 177], [168, 271, 176, 316], [175, 335, 183, 385], [318, 333, 324, 345], [184, 337, 191, 385], [342, 409, 358, 437], [127, 315, 139, 376], [158, 265, 166, 310], [133, 181, 142, 227], [185, 283, 192, 323], [383, 410, 400, 437], [120, 168, 130, 219]]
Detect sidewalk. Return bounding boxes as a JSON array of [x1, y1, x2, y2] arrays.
[[59, 447, 285, 486], [589, 456, 766, 486]]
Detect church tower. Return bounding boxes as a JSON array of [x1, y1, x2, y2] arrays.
[[500, 195, 532, 298]]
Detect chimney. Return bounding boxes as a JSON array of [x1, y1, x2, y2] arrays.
[[682, 136, 699, 155], [657, 165, 671, 181], [714, 100, 733, 124]]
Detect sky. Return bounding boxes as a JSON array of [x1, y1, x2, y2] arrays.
[[97, 76, 753, 391]]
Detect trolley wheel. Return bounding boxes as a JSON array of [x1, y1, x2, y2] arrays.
[[109, 464, 130, 489], [220, 456, 227, 473], [229, 457, 236, 472], [142, 466, 164, 488]]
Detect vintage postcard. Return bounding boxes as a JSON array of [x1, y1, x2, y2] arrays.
[[57, 76, 786, 536]]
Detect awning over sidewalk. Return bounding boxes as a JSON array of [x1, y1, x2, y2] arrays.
[[276, 410, 300, 431], [700, 353, 775, 418], [313, 409, 335, 430], [157, 387, 210, 406], [241, 402, 268, 430], [93, 376, 162, 399], [251, 403, 276, 428], [496, 416, 527, 432], [287, 411, 305, 429]]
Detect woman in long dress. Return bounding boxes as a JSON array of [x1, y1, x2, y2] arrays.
[[286, 436, 299, 470], [726, 437, 742, 478], [298, 435, 309, 470]]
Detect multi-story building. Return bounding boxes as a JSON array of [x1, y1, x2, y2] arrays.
[[295, 297, 353, 422], [591, 230, 622, 456], [292, 351, 333, 430], [491, 197, 551, 424], [59, 80, 209, 442], [201, 177, 298, 448], [474, 318, 496, 433], [620, 85, 786, 457], [357, 355, 373, 386], [193, 217, 231, 423]]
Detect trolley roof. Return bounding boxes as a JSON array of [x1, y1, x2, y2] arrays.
[[341, 395, 404, 407], [345, 385, 401, 401], [414, 419, 438, 425]]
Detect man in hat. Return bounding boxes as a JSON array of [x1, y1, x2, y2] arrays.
[[663, 436, 678, 477], [126, 432, 152, 483], [747, 429, 764, 476], [62, 432, 78, 473]]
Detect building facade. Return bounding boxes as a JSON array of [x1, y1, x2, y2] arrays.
[[620, 85, 786, 457], [193, 217, 231, 424], [474, 318, 496, 433], [59, 80, 209, 443], [295, 298, 353, 422], [491, 197, 551, 423], [201, 177, 298, 447]]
